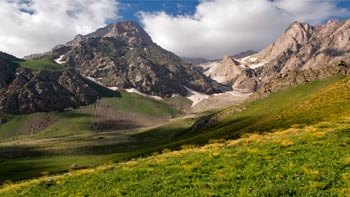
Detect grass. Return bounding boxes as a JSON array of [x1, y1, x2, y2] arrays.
[[164, 95, 193, 110], [2, 117, 350, 196], [0, 90, 179, 140], [194, 75, 350, 139], [18, 57, 67, 71], [0, 90, 186, 183], [1, 75, 350, 192], [0, 116, 198, 184], [105, 90, 178, 117], [81, 78, 121, 98]]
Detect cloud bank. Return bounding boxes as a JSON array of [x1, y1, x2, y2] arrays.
[[0, 0, 119, 57], [140, 0, 350, 59]]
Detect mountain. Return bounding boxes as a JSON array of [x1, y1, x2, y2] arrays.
[[197, 55, 260, 93], [38, 21, 220, 97], [0, 68, 101, 114], [0, 53, 120, 114], [244, 20, 350, 96], [0, 52, 20, 89]]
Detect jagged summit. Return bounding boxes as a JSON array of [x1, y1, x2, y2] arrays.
[[68, 21, 154, 47], [197, 55, 259, 93], [36, 21, 220, 98], [249, 19, 350, 96]]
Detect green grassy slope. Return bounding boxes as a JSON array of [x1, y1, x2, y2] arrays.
[[18, 57, 67, 71], [194, 75, 350, 139], [106, 90, 178, 117], [1, 75, 350, 190], [0, 90, 184, 183], [0, 90, 179, 139], [2, 115, 350, 196]]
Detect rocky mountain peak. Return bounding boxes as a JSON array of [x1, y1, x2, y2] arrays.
[[256, 21, 314, 63], [47, 21, 220, 98], [197, 55, 259, 93], [222, 55, 240, 66], [69, 21, 153, 47], [252, 19, 350, 97], [284, 21, 313, 45]]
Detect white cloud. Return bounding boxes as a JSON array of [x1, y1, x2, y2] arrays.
[[0, 0, 119, 57], [140, 0, 350, 59]]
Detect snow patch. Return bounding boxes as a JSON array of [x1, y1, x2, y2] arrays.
[[248, 62, 265, 69], [249, 57, 257, 62], [108, 87, 119, 91], [241, 55, 251, 61], [86, 76, 104, 86], [125, 88, 163, 100], [185, 87, 210, 107], [198, 61, 229, 84], [212, 90, 251, 97], [54, 55, 65, 64]]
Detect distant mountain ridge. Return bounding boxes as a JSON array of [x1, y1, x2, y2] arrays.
[[31, 21, 221, 98], [197, 55, 259, 93], [4, 19, 350, 114], [197, 19, 350, 97], [251, 19, 350, 95]]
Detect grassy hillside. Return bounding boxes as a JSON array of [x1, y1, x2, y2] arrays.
[[1, 75, 350, 189], [0, 90, 185, 183], [0, 91, 179, 139], [2, 117, 350, 196], [193, 74, 350, 139], [18, 57, 67, 71]]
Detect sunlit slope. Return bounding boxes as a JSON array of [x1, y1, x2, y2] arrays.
[[1, 75, 350, 191], [2, 117, 350, 196], [0, 90, 178, 139], [194, 74, 350, 139]]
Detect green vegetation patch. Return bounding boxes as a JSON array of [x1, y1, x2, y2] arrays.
[[107, 90, 179, 117], [1, 75, 349, 188], [18, 58, 67, 71], [196, 75, 350, 139], [2, 118, 350, 196]]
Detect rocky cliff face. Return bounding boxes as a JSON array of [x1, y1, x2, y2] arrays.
[[247, 20, 350, 96], [198, 55, 260, 93], [0, 68, 99, 114], [0, 52, 20, 89], [46, 21, 218, 97]]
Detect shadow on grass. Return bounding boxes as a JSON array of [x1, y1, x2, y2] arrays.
[[94, 120, 142, 132], [54, 111, 91, 118], [82, 77, 121, 98], [0, 145, 46, 159]]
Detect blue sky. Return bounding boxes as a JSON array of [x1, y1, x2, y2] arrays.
[[118, 0, 350, 24], [337, 0, 350, 19], [0, 0, 349, 58], [118, 0, 199, 23]]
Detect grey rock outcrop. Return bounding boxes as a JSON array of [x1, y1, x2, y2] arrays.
[[0, 68, 99, 114], [197, 55, 260, 93], [47, 21, 218, 97], [0, 52, 20, 89], [251, 20, 350, 96]]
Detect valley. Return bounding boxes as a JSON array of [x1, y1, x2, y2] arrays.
[[0, 74, 349, 186], [1, 74, 350, 195]]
